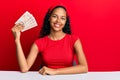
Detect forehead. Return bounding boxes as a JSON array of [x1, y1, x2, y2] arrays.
[[51, 7, 67, 16]]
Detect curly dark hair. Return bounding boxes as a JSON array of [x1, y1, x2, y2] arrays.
[[39, 5, 71, 38]]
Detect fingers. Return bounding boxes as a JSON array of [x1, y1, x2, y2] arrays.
[[39, 68, 43, 74], [39, 68, 46, 75], [11, 24, 24, 39], [11, 24, 23, 32], [39, 66, 49, 75]]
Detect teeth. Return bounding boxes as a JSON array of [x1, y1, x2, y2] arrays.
[[55, 24, 60, 27]]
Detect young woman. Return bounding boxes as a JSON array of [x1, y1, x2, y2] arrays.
[[11, 5, 88, 75]]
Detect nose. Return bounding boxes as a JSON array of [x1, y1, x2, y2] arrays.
[[56, 17, 60, 23]]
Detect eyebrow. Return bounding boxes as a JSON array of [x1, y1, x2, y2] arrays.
[[52, 14, 66, 18]]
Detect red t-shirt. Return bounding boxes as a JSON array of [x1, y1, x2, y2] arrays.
[[35, 34, 79, 69]]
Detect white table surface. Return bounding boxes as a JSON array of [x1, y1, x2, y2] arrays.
[[0, 71, 120, 80]]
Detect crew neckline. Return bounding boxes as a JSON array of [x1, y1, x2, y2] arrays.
[[47, 34, 67, 42]]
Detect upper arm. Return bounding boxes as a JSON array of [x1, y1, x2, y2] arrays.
[[74, 39, 88, 66], [26, 43, 39, 70]]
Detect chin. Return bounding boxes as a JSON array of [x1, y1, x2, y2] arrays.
[[52, 28, 62, 32]]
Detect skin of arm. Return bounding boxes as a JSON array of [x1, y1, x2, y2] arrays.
[[16, 41, 39, 73], [12, 24, 39, 73], [39, 39, 88, 75]]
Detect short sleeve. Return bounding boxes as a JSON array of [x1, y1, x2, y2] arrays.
[[34, 39, 42, 52], [71, 34, 79, 45]]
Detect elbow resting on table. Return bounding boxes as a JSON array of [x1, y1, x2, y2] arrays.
[[78, 65, 88, 74], [84, 66, 88, 73], [20, 68, 29, 73], [83, 66, 88, 73]]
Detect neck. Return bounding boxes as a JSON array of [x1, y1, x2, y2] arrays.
[[49, 31, 65, 40]]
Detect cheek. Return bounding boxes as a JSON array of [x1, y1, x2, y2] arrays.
[[50, 17, 56, 23], [49, 18, 54, 25], [62, 21, 66, 25]]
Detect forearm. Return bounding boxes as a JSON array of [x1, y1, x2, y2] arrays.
[[15, 39, 28, 72], [56, 65, 88, 75]]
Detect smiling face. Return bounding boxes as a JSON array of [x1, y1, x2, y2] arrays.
[[49, 7, 67, 32]]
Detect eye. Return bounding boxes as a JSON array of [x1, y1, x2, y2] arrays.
[[52, 15, 57, 18], [61, 17, 66, 20]]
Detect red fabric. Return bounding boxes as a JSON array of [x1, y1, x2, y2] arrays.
[[49, 2, 69, 15], [48, 1, 71, 17], [49, 2, 65, 12], [35, 34, 79, 69]]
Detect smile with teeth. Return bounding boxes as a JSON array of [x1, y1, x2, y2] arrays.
[[54, 23, 61, 28]]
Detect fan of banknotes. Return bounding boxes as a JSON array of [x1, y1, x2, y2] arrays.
[[15, 11, 38, 32]]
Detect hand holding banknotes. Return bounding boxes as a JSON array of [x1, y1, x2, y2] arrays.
[[11, 24, 23, 41], [14, 11, 38, 32], [11, 11, 38, 41]]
